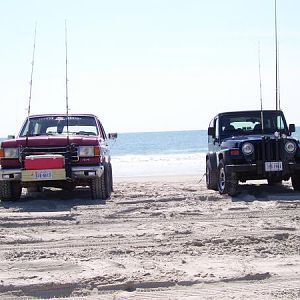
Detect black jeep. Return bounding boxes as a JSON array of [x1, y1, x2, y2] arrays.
[[206, 110, 300, 196]]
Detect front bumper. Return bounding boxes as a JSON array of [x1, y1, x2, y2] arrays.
[[0, 165, 104, 181], [226, 161, 300, 175]]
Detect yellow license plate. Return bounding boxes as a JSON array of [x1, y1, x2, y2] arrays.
[[22, 169, 66, 182]]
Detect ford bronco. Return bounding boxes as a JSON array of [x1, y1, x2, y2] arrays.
[[0, 114, 117, 201], [206, 110, 300, 196]]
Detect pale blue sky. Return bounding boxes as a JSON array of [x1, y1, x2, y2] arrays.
[[1, 0, 300, 135]]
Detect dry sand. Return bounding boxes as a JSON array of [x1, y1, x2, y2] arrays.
[[0, 176, 299, 299]]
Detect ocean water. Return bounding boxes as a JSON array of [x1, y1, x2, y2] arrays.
[[110, 128, 300, 177], [109, 130, 207, 177]]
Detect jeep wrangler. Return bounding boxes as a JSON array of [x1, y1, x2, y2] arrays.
[[206, 110, 300, 196], [0, 114, 117, 201]]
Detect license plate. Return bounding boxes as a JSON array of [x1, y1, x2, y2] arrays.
[[34, 170, 53, 180], [265, 161, 283, 172]]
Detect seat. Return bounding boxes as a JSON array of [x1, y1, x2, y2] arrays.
[[253, 124, 262, 131], [224, 125, 235, 132]]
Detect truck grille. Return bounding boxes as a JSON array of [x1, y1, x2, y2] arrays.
[[254, 138, 283, 161], [20, 146, 79, 164]]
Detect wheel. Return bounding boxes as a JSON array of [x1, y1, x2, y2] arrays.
[[90, 176, 106, 200], [291, 174, 300, 191], [218, 160, 238, 196], [11, 182, 22, 200], [0, 181, 22, 201], [206, 159, 218, 190], [90, 164, 111, 200], [108, 163, 114, 192]]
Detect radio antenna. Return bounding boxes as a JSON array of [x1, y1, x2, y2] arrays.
[[258, 42, 264, 133], [27, 22, 37, 117], [65, 20, 70, 137], [275, 0, 280, 110]]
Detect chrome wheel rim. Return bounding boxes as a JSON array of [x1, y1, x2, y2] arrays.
[[219, 168, 226, 192]]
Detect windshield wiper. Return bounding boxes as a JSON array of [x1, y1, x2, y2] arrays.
[[76, 131, 96, 136], [24, 133, 55, 137]]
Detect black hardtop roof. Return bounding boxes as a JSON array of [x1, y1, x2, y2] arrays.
[[216, 110, 284, 118]]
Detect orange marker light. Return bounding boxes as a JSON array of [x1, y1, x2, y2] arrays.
[[0, 149, 4, 158], [94, 146, 101, 157]]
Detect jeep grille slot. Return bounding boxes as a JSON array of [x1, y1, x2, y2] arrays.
[[20, 146, 79, 164], [255, 139, 282, 162]]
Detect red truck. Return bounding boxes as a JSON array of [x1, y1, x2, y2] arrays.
[[0, 114, 117, 201]]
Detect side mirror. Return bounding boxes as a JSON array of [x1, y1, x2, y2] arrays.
[[7, 135, 15, 139], [208, 127, 215, 137], [289, 124, 295, 133], [108, 133, 118, 140]]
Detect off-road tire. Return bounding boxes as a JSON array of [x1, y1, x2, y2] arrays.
[[108, 163, 113, 192], [0, 181, 22, 201], [90, 164, 111, 200], [91, 175, 106, 200], [291, 174, 300, 191], [206, 159, 218, 190], [218, 160, 238, 196]]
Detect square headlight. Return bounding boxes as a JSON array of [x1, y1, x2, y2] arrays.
[[4, 148, 19, 158], [78, 146, 94, 157]]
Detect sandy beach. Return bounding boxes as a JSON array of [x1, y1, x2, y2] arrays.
[[0, 176, 299, 299]]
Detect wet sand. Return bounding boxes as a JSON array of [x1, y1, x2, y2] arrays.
[[0, 176, 299, 299]]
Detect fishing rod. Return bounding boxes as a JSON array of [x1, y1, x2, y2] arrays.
[[25, 23, 37, 145], [65, 20, 70, 139], [27, 22, 37, 118], [274, 0, 280, 111], [258, 42, 264, 133]]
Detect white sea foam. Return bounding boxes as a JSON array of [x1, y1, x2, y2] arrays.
[[112, 152, 206, 177]]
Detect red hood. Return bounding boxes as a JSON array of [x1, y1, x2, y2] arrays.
[[1, 136, 99, 147]]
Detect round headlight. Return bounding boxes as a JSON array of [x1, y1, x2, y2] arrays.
[[284, 141, 296, 153], [242, 142, 254, 155]]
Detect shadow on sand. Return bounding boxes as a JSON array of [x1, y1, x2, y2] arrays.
[[0, 187, 107, 212], [233, 182, 300, 202]]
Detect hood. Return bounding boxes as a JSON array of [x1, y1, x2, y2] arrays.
[[221, 133, 299, 150], [1, 135, 99, 148], [222, 133, 292, 143]]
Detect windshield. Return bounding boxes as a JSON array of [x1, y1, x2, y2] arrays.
[[19, 116, 98, 137], [220, 111, 288, 136]]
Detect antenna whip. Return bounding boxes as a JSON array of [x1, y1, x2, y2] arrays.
[[27, 22, 37, 117], [65, 20, 70, 136], [258, 42, 264, 132], [275, 0, 279, 110]]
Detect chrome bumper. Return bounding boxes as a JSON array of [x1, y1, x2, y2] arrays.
[[0, 165, 104, 181], [71, 165, 104, 179], [0, 168, 22, 181]]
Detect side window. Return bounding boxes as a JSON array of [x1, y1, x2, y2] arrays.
[[215, 117, 219, 139], [276, 116, 285, 130], [98, 122, 107, 139]]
